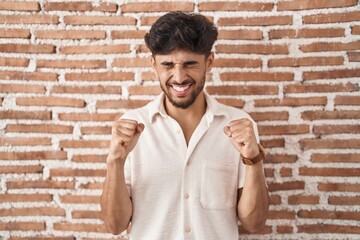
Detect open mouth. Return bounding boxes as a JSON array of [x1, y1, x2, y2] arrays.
[[169, 83, 193, 97]]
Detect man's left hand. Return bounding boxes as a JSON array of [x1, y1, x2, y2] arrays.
[[223, 119, 259, 160]]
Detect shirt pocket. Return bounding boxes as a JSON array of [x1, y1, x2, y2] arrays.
[[200, 158, 238, 210]]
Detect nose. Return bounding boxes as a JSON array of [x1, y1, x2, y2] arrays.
[[172, 64, 187, 84]]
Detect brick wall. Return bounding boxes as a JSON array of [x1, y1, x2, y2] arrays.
[[0, 0, 359, 239]]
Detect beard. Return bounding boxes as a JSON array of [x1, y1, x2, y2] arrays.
[[160, 76, 205, 109]]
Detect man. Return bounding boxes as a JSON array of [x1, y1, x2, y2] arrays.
[[100, 11, 269, 240]]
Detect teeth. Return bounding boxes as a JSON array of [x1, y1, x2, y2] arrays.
[[172, 84, 190, 92]]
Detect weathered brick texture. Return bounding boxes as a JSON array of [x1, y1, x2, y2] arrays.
[[0, 0, 359, 239]]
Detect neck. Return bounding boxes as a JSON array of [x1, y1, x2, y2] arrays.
[[164, 91, 206, 123]]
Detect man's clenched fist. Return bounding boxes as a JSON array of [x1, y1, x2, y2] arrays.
[[107, 119, 145, 165]]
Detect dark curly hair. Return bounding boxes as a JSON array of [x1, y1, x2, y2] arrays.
[[144, 11, 218, 57]]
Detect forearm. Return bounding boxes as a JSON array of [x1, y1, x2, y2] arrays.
[[237, 161, 269, 233], [101, 159, 132, 235]]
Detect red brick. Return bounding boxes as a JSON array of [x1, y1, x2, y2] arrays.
[[7, 180, 74, 189], [268, 181, 305, 192], [81, 126, 111, 135], [278, 0, 357, 10], [218, 16, 292, 26], [36, 30, 105, 40], [72, 210, 101, 219], [72, 154, 107, 163], [128, 85, 162, 96], [0, 165, 43, 174], [96, 99, 149, 109], [0, 151, 67, 161], [206, 85, 278, 95], [298, 224, 360, 234], [265, 154, 297, 164], [0, 57, 29, 67], [64, 15, 135, 25], [59, 140, 109, 149], [0, 110, 51, 120], [215, 98, 245, 108], [60, 44, 130, 54], [0, 222, 45, 231], [0, 137, 51, 146], [318, 183, 360, 192], [258, 124, 309, 135], [300, 139, 360, 149], [37, 59, 106, 69], [269, 28, 344, 39], [302, 110, 360, 120], [0, 71, 57, 81], [122, 2, 194, 12], [53, 223, 107, 233], [199, 2, 273, 11], [112, 58, 151, 68], [348, 51, 360, 62], [140, 16, 159, 26], [261, 138, 285, 148], [300, 167, 359, 176], [51, 85, 121, 95], [352, 25, 360, 35], [60, 195, 99, 204], [0, 1, 40, 11], [0, 84, 45, 93], [58, 113, 120, 122], [6, 124, 73, 134], [0, 14, 59, 24], [213, 58, 262, 68], [255, 97, 327, 107], [303, 11, 360, 24], [249, 111, 289, 121], [313, 124, 360, 135], [0, 28, 30, 38], [216, 44, 289, 54], [303, 68, 360, 80], [218, 29, 263, 40], [44, 2, 117, 12], [268, 210, 295, 219], [0, 194, 52, 202], [265, 168, 275, 178], [65, 72, 133, 82], [280, 168, 292, 177], [0, 207, 65, 216], [285, 83, 358, 94], [288, 195, 319, 204], [220, 72, 293, 82], [10, 236, 75, 240], [328, 196, 360, 204], [298, 210, 360, 221], [50, 169, 106, 177], [270, 195, 282, 205], [112, 30, 147, 39], [311, 153, 360, 163], [239, 225, 272, 234], [17, 97, 85, 108], [268, 56, 344, 67], [300, 40, 360, 52], [277, 225, 293, 234], [0, 44, 55, 53], [334, 95, 360, 105]]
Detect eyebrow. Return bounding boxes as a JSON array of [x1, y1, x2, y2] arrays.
[[160, 60, 199, 66]]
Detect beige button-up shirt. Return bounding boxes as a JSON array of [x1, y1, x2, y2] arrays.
[[123, 92, 259, 240]]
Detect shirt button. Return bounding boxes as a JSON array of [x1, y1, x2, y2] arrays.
[[176, 129, 181, 134], [185, 226, 191, 233], [184, 193, 189, 199]]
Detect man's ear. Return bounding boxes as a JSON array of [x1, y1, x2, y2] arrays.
[[150, 55, 159, 78], [206, 52, 215, 71]]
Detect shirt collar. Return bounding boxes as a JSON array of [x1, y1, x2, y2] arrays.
[[148, 91, 229, 123]]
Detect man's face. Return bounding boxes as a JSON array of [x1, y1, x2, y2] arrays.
[[152, 49, 214, 109]]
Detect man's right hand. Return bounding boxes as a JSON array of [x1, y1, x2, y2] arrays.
[[107, 119, 145, 165]]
